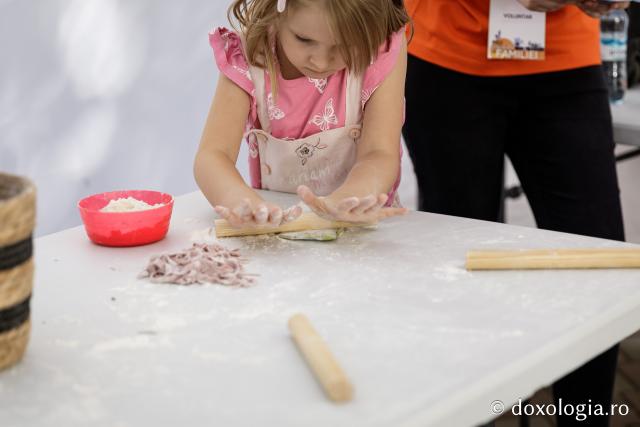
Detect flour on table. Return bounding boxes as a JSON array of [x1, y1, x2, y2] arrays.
[[139, 243, 255, 287], [278, 228, 344, 241], [101, 197, 164, 212], [433, 263, 472, 282], [190, 227, 217, 243]]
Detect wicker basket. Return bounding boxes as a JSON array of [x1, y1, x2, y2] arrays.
[[0, 172, 35, 371]]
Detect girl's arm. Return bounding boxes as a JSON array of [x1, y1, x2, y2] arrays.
[[332, 35, 407, 200], [194, 75, 301, 227], [195, 74, 256, 208], [298, 36, 409, 222]]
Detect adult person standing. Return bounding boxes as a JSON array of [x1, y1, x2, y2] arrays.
[[629, 2, 640, 86], [402, 0, 630, 426]]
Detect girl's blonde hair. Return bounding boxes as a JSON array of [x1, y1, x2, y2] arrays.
[[228, 0, 410, 94]]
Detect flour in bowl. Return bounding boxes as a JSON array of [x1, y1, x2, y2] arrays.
[[101, 197, 164, 212]]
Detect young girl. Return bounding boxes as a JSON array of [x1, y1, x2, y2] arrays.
[[195, 0, 410, 228]]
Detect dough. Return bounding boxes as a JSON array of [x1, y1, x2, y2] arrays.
[[278, 228, 344, 241], [139, 243, 254, 286]]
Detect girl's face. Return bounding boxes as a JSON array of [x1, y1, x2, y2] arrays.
[[276, 2, 347, 80]]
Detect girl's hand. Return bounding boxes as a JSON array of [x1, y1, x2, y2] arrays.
[[297, 185, 408, 224], [214, 198, 302, 229]]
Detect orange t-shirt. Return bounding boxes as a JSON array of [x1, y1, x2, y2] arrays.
[[406, 0, 601, 76]]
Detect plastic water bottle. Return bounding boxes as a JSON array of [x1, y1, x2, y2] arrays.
[[600, 9, 629, 104]]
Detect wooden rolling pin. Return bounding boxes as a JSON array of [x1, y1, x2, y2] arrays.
[[288, 313, 353, 403], [215, 212, 372, 237], [466, 248, 640, 270]]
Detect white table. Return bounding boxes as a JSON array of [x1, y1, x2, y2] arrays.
[[2, 190, 640, 427], [612, 87, 640, 148]]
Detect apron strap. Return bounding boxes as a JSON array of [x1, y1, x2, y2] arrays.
[[345, 71, 363, 127], [238, 34, 271, 134], [243, 128, 270, 142]]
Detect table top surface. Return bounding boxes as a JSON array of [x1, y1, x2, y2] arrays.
[[2, 190, 640, 427]]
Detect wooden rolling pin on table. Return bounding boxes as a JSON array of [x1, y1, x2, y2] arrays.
[[466, 248, 640, 270], [288, 314, 353, 403], [215, 212, 373, 238]]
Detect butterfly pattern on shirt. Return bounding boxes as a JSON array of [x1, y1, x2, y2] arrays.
[[232, 65, 252, 82], [267, 93, 285, 121], [308, 77, 327, 94], [220, 30, 231, 53], [361, 87, 377, 110], [308, 98, 338, 131]]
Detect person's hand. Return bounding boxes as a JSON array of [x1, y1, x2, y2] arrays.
[[517, 0, 577, 12], [576, 0, 630, 18], [297, 185, 408, 224], [517, 0, 629, 18], [214, 198, 302, 228]]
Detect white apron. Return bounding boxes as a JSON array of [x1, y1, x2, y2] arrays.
[[243, 62, 364, 197]]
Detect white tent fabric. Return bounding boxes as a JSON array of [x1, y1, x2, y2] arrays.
[[0, 0, 417, 236]]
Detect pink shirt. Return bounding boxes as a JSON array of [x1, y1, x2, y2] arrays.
[[209, 27, 404, 194]]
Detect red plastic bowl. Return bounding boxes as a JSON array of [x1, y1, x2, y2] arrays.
[[78, 190, 174, 247]]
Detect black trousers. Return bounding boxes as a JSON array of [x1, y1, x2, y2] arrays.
[[402, 56, 625, 427]]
